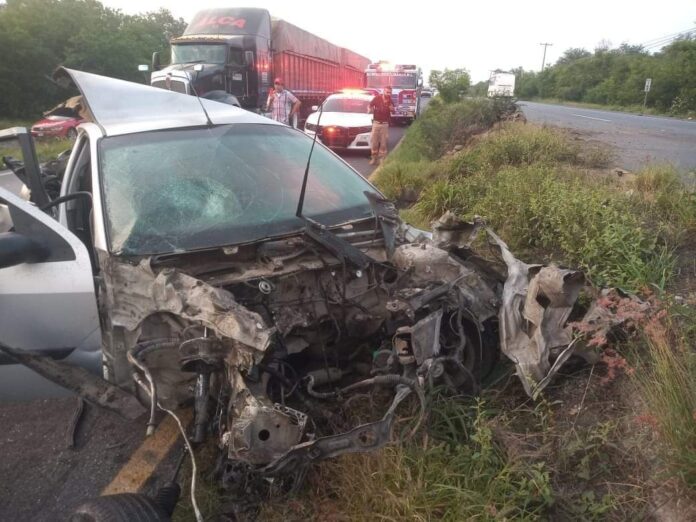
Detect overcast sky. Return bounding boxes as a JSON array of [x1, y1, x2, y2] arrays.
[[104, 0, 695, 82]]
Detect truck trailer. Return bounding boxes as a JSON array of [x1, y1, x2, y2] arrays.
[[150, 8, 371, 122], [487, 72, 516, 98]]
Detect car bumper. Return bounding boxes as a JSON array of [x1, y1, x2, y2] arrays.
[[304, 129, 372, 150]]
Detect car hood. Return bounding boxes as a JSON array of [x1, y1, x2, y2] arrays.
[[52, 67, 278, 137], [32, 118, 75, 128], [305, 111, 373, 128]]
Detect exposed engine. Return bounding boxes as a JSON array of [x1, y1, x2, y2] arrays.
[[104, 210, 505, 503]]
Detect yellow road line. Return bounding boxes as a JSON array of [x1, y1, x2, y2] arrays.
[[101, 409, 193, 495]]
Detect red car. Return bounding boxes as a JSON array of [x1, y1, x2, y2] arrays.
[[30, 115, 82, 139], [31, 95, 85, 139]]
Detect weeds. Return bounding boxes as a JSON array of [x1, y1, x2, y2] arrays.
[[1, 137, 72, 163], [379, 121, 693, 291], [262, 396, 555, 521], [634, 312, 696, 488]]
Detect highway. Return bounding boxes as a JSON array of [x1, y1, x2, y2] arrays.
[[520, 101, 696, 172], [340, 124, 407, 177]]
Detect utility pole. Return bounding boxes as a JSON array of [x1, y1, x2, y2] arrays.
[[539, 42, 553, 71]]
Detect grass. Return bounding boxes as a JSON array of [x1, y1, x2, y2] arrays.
[[261, 396, 555, 521], [634, 306, 696, 488], [374, 113, 694, 291], [0, 137, 73, 163]]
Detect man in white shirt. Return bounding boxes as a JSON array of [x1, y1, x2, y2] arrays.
[[266, 77, 301, 126]]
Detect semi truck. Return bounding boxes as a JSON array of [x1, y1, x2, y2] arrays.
[[487, 71, 516, 98], [365, 62, 422, 123], [150, 8, 370, 122]]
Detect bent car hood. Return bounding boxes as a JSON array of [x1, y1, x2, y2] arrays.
[[52, 67, 277, 137]]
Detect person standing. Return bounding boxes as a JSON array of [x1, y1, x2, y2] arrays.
[[266, 77, 301, 126], [368, 86, 394, 165]]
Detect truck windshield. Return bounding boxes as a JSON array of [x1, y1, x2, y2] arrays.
[[322, 97, 370, 113], [366, 74, 416, 89], [99, 124, 379, 255], [172, 44, 227, 65]]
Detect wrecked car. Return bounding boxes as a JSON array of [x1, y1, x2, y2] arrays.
[[0, 69, 587, 516]]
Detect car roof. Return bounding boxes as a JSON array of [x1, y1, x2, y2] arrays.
[[53, 68, 280, 137]]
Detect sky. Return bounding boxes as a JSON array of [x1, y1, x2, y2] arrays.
[[103, 0, 695, 82]]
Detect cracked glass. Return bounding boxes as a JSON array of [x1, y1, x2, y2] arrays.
[[99, 124, 378, 255]]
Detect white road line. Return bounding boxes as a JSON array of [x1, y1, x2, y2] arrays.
[[570, 113, 612, 123]]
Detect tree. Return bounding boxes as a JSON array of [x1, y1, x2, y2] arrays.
[[428, 69, 442, 88], [556, 48, 591, 65], [0, 0, 185, 118], [430, 68, 471, 103]]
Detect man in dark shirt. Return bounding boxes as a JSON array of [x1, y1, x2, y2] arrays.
[[368, 86, 394, 165]]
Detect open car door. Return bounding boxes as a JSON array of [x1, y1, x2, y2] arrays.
[[0, 187, 101, 401]]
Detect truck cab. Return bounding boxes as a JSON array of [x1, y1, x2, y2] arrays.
[[150, 8, 273, 112]]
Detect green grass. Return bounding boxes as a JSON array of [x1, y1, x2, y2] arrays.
[[0, 137, 73, 163], [634, 308, 696, 488], [375, 118, 693, 291], [262, 396, 555, 521], [0, 118, 32, 129]]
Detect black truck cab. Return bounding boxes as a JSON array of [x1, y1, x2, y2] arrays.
[[151, 8, 272, 112]]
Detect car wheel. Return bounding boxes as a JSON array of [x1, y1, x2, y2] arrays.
[[67, 127, 77, 140]]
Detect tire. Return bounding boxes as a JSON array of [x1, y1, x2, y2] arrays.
[[69, 493, 170, 522], [67, 127, 78, 140]]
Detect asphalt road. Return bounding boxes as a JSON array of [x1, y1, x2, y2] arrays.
[[0, 168, 23, 194], [342, 96, 430, 177], [339, 124, 407, 177], [520, 101, 696, 172]]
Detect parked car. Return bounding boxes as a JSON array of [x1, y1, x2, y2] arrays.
[[304, 90, 374, 153], [420, 88, 433, 98], [30, 114, 82, 139], [30, 95, 85, 139]]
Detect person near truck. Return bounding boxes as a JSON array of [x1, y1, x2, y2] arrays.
[[266, 78, 301, 127], [368, 86, 394, 165]]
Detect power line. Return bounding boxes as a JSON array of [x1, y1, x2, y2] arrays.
[[539, 42, 553, 71], [639, 27, 695, 47]]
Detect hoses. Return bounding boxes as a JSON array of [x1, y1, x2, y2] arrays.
[[127, 338, 178, 436], [132, 375, 204, 522]]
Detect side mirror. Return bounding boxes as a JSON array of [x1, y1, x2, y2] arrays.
[[311, 105, 319, 112], [138, 64, 149, 72], [193, 64, 204, 72], [244, 51, 255, 68], [0, 232, 49, 269], [151, 52, 161, 72]]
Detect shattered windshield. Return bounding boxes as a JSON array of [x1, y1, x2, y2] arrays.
[[99, 124, 379, 255]]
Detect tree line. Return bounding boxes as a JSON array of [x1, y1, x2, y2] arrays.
[[0, 0, 185, 118], [514, 39, 696, 114]]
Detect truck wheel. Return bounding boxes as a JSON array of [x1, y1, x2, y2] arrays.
[[69, 493, 171, 522]]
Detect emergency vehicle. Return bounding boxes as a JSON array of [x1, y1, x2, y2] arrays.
[[365, 62, 422, 124]]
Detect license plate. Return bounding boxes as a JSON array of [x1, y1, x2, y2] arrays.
[[37, 132, 44, 137]]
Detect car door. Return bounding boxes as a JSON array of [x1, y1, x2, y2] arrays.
[[0, 187, 101, 401]]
